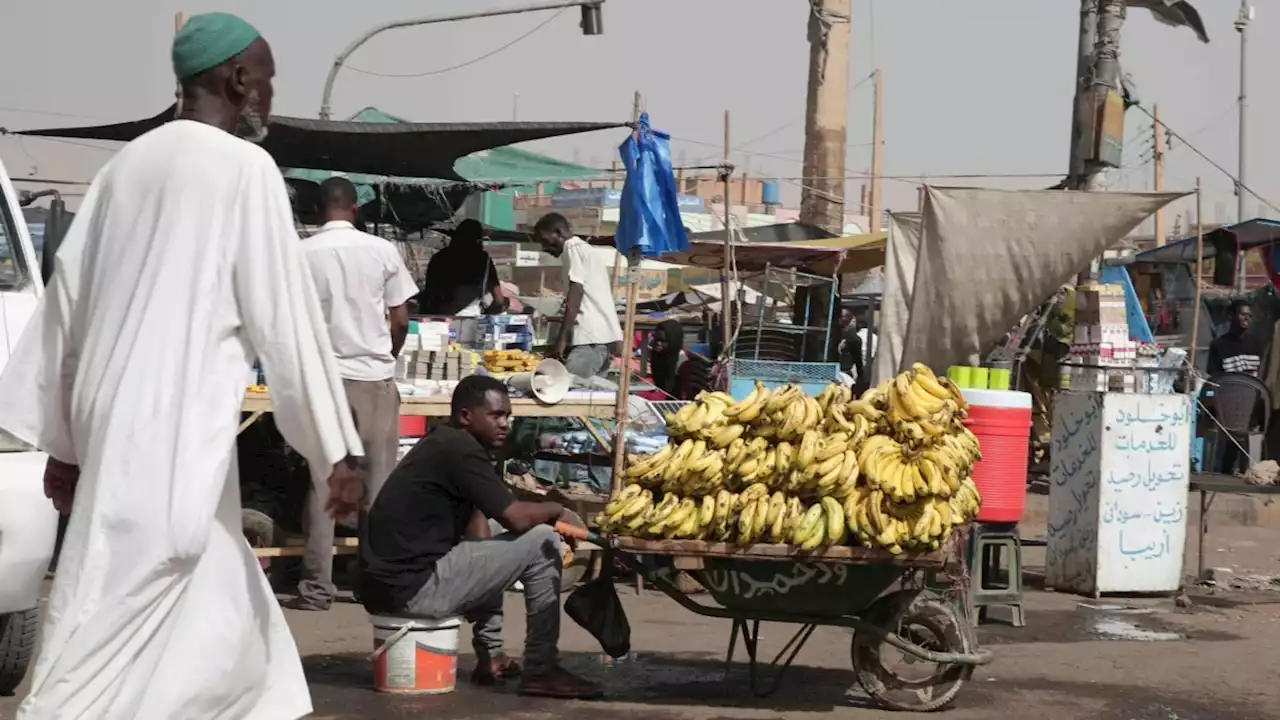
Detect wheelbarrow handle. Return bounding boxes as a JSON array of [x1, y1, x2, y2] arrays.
[[554, 521, 613, 544]]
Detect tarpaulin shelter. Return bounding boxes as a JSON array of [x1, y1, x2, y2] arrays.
[[874, 187, 1187, 378], [14, 104, 624, 181]]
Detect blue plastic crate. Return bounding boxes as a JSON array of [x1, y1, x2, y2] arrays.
[[727, 359, 840, 400]]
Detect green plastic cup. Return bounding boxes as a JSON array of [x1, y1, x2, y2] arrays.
[[948, 366, 972, 388], [970, 367, 989, 389], [988, 368, 1011, 390]]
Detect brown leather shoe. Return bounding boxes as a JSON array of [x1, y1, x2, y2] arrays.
[[518, 666, 603, 699], [470, 654, 522, 685]]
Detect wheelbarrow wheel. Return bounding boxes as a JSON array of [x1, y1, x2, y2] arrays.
[[851, 591, 973, 712]]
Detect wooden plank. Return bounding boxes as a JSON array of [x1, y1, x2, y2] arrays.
[[273, 535, 600, 552], [613, 537, 947, 568], [254, 545, 358, 558], [244, 391, 615, 419]]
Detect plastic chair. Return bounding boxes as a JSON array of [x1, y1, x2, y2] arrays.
[[1201, 372, 1271, 473]]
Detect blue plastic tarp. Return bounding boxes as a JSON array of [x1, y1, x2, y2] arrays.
[[614, 113, 689, 258], [1099, 265, 1155, 343]]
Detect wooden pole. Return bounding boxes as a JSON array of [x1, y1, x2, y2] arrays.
[[868, 69, 884, 233], [1154, 104, 1166, 246], [609, 90, 644, 502], [859, 184, 868, 215], [1191, 176, 1205, 581], [1189, 178, 1204, 370], [722, 110, 733, 354]]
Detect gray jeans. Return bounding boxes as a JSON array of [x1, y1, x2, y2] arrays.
[[300, 377, 401, 607], [563, 343, 611, 378], [403, 524, 564, 675]]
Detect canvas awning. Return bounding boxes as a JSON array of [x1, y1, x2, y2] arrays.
[[1132, 218, 1280, 264], [658, 239, 845, 273], [14, 105, 625, 181]]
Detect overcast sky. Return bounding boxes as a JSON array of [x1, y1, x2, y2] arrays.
[[0, 0, 1271, 227]]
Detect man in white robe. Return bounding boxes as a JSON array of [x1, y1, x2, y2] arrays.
[[0, 13, 364, 719]]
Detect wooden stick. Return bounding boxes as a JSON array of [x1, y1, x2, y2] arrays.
[[1189, 177, 1204, 372], [609, 91, 644, 502]]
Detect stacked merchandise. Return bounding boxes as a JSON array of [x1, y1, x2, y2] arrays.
[[482, 349, 542, 373], [478, 315, 534, 352], [597, 364, 983, 554], [1062, 283, 1141, 392], [399, 349, 479, 386]]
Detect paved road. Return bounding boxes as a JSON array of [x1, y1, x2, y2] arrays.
[[6, 521, 1280, 719]]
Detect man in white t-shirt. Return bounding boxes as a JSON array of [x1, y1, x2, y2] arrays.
[[296, 177, 420, 610], [534, 212, 623, 378]]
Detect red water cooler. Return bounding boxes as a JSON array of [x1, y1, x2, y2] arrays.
[[960, 389, 1033, 524]]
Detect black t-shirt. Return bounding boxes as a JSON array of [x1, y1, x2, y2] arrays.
[[360, 425, 515, 612], [1207, 331, 1264, 377], [417, 244, 499, 315]]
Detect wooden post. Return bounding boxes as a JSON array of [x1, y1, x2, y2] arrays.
[[722, 110, 733, 354], [859, 184, 868, 215], [609, 90, 644, 503], [868, 68, 884, 233], [1154, 104, 1166, 246], [1191, 176, 1205, 581], [1189, 178, 1204, 370]]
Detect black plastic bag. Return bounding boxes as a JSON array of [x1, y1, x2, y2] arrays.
[[564, 562, 631, 658]]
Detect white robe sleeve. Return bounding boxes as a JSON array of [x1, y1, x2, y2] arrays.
[[0, 267, 78, 464], [232, 153, 363, 471]]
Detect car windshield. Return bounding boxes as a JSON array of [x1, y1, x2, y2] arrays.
[[0, 202, 34, 292]]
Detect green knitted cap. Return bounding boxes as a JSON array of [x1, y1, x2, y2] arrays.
[[172, 12, 261, 80]]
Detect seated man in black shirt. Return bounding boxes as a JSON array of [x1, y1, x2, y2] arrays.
[[360, 375, 600, 699]]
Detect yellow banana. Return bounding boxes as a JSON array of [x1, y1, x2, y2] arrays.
[[821, 496, 847, 545], [796, 429, 821, 467], [709, 423, 746, 448], [725, 437, 748, 469], [775, 441, 795, 476], [792, 503, 825, 546], [683, 440, 710, 471], [723, 381, 763, 418], [910, 363, 950, 399], [698, 495, 717, 529], [815, 438, 849, 463], [906, 373, 947, 414]]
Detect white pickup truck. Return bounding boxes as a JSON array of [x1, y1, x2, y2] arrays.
[[0, 157, 62, 695]]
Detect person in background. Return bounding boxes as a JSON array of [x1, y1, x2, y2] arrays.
[[0, 14, 364, 718], [360, 376, 602, 699], [1208, 299, 1262, 377], [533, 212, 623, 378], [837, 308, 867, 393], [649, 319, 687, 398], [296, 175, 420, 611], [418, 219, 509, 316]]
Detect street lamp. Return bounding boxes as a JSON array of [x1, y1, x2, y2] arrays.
[[319, 0, 607, 120]]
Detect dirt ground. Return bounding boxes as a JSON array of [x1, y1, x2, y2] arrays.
[[5, 495, 1280, 720]]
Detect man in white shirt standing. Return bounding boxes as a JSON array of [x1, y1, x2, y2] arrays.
[[296, 176, 420, 610], [534, 212, 624, 378]]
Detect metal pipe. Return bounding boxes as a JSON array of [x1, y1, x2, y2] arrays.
[[1235, 1, 1252, 290], [319, 0, 605, 119]]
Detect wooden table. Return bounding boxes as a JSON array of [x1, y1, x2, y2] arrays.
[[242, 390, 616, 419], [241, 390, 617, 559], [1189, 472, 1280, 580]]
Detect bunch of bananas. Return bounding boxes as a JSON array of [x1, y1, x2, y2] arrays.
[[881, 363, 969, 449], [607, 366, 986, 555], [844, 479, 983, 554]]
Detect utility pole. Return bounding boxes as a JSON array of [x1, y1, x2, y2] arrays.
[[867, 68, 884, 234], [799, 0, 851, 235], [1153, 104, 1165, 245], [1083, 0, 1126, 193], [1066, 0, 1099, 187], [1235, 1, 1253, 290]]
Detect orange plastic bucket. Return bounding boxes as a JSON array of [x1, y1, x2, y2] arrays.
[[370, 615, 459, 695]]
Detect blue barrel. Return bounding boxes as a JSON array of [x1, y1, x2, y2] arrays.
[[761, 180, 780, 205]]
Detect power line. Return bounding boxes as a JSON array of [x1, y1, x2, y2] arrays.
[[1133, 102, 1280, 216], [0, 106, 108, 121], [347, 8, 566, 79]]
